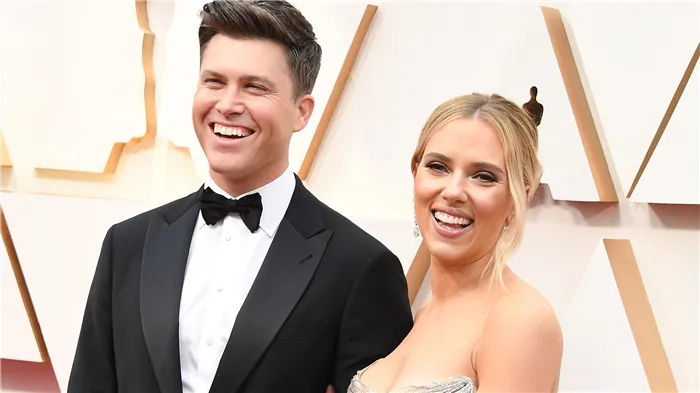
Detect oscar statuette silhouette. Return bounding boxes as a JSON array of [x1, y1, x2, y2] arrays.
[[523, 85, 544, 126]]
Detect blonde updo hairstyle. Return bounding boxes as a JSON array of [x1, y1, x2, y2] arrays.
[[410, 93, 542, 288]]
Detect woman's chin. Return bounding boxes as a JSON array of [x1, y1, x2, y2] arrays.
[[425, 241, 470, 266], [424, 235, 494, 271]]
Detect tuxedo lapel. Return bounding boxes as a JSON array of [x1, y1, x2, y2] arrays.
[[140, 188, 202, 393], [209, 176, 332, 393]]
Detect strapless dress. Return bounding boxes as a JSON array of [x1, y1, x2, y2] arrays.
[[347, 374, 477, 393], [347, 363, 477, 393]]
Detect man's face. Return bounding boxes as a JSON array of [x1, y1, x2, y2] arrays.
[[192, 34, 314, 195]]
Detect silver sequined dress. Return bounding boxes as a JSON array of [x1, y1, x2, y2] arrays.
[[347, 362, 477, 393]]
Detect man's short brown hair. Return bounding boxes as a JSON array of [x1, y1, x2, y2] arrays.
[[198, 0, 322, 99]]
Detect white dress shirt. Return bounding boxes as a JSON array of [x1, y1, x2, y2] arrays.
[[178, 167, 296, 393]]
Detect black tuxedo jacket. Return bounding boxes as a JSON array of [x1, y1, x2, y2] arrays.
[[67, 175, 413, 393]]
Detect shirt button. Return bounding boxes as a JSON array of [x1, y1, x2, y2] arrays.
[[206, 338, 213, 346], [217, 285, 223, 293], [224, 232, 231, 241]]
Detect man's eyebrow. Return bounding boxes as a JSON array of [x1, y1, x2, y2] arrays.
[[200, 71, 276, 89], [200, 70, 225, 79], [241, 74, 276, 88]]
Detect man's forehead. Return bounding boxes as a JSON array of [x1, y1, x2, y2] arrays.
[[201, 39, 291, 80]]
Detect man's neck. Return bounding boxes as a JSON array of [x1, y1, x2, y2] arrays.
[[209, 165, 288, 198]]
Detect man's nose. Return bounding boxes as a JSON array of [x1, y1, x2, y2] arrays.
[[215, 89, 245, 116]]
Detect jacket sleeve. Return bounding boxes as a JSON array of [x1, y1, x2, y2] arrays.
[[332, 249, 414, 392], [67, 225, 118, 393]]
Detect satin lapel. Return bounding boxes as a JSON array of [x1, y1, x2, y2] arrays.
[[208, 219, 332, 393], [140, 193, 201, 393]]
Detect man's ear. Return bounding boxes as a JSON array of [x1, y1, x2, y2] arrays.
[[293, 94, 315, 133]]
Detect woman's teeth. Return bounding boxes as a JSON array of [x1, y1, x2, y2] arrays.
[[434, 211, 472, 227]]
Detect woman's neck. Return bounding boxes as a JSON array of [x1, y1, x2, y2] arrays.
[[427, 254, 509, 305]]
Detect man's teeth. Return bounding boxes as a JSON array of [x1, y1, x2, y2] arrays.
[[434, 211, 472, 226], [214, 124, 253, 137]]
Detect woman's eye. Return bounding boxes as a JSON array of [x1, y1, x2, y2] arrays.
[[425, 162, 446, 171], [475, 172, 497, 182]]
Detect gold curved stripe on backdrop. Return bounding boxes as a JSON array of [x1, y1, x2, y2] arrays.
[[33, 0, 157, 180]]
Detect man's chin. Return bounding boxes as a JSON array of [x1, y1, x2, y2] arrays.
[[209, 164, 246, 176], [207, 158, 250, 179]]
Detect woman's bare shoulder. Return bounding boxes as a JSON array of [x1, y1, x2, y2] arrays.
[[486, 279, 561, 343], [473, 279, 563, 392], [497, 280, 559, 325]]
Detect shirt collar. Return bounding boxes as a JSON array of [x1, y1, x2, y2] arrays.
[[199, 167, 296, 237]]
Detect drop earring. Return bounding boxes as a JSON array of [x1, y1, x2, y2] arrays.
[[413, 198, 421, 237], [414, 212, 420, 237]]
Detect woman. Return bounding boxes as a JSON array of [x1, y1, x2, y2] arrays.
[[348, 93, 563, 392]]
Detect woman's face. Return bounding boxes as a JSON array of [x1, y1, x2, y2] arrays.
[[413, 117, 513, 268]]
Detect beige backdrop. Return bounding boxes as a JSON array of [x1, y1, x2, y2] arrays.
[[1, 1, 698, 392]]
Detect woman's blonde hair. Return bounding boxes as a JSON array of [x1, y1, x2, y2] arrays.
[[410, 93, 542, 289]]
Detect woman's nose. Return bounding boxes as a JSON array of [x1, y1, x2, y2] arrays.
[[440, 176, 468, 203]]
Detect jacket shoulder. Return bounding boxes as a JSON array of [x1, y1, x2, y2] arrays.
[[109, 189, 201, 236], [316, 199, 394, 259]]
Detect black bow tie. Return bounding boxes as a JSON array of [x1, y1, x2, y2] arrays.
[[200, 187, 263, 233]]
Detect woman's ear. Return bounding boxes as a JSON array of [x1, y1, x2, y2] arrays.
[[505, 202, 515, 228]]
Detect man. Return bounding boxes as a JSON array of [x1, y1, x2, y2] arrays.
[[67, 1, 414, 392]]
